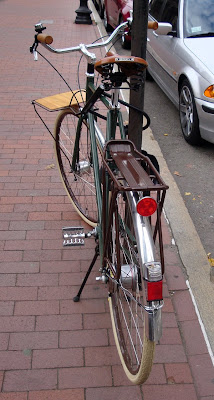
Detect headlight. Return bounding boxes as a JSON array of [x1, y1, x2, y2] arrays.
[[204, 85, 214, 98]]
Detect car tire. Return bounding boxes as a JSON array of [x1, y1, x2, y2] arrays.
[[146, 69, 154, 81], [179, 79, 202, 145], [103, 6, 111, 32]]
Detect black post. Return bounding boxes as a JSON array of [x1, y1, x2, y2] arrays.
[[128, 0, 149, 151], [75, 0, 92, 25]]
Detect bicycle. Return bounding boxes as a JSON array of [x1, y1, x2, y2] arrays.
[[30, 17, 168, 385]]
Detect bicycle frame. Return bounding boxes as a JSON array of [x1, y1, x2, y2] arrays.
[[72, 62, 127, 260]]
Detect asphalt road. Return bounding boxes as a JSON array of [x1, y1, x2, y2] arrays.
[[144, 80, 214, 259]]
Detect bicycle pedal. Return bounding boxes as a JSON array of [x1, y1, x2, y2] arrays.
[[62, 227, 85, 246]]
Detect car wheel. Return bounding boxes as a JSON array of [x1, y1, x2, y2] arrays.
[[103, 6, 111, 31], [179, 79, 202, 145], [146, 69, 154, 81]]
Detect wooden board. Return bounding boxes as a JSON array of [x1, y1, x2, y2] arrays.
[[34, 90, 86, 111]]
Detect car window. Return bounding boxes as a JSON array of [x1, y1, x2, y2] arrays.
[[161, 0, 178, 32], [149, 0, 165, 21], [183, 0, 214, 38]]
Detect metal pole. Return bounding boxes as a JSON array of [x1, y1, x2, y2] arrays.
[[75, 0, 92, 25], [128, 0, 149, 151]]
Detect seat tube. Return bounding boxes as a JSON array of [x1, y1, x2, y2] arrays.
[[86, 63, 95, 101]]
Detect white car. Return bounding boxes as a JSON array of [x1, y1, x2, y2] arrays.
[[147, 0, 214, 145]]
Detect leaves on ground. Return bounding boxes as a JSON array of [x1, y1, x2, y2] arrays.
[[174, 171, 182, 177], [208, 253, 214, 267], [45, 164, 55, 170]]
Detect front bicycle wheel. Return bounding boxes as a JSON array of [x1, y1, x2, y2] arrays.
[[54, 108, 98, 226], [107, 191, 155, 385]]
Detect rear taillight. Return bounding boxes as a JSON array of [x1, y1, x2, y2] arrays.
[[144, 262, 163, 301], [136, 196, 157, 217], [146, 280, 163, 301]]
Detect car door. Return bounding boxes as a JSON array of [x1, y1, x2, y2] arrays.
[[107, 0, 120, 27], [147, 0, 179, 105]]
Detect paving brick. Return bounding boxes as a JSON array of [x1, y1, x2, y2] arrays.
[[0, 212, 28, 222], [142, 384, 197, 400], [0, 334, 9, 350], [0, 393, 28, 400], [189, 354, 214, 397], [40, 261, 81, 273], [4, 238, 42, 251], [86, 386, 142, 400], [36, 314, 82, 331], [0, 262, 39, 274], [162, 312, 178, 328], [14, 300, 59, 316], [154, 344, 187, 363], [62, 248, 97, 262], [0, 231, 26, 241], [16, 273, 58, 287], [0, 351, 31, 370], [32, 196, 64, 204], [0, 287, 37, 301], [26, 230, 61, 241], [172, 290, 197, 321], [0, 275, 16, 287], [3, 369, 57, 392], [60, 329, 108, 349], [59, 366, 112, 389], [28, 212, 61, 221], [83, 313, 112, 329], [28, 389, 84, 400], [23, 249, 62, 262], [85, 345, 121, 367], [159, 327, 182, 345], [32, 348, 83, 368], [9, 332, 58, 350], [165, 363, 193, 384], [0, 302, 14, 316], [60, 298, 105, 314], [9, 221, 45, 231], [0, 316, 35, 333], [38, 286, 77, 301], [59, 271, 98, 286], [180, 320, 208, 355], [0, 251, 22, 263]]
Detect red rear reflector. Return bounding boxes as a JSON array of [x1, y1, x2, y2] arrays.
[[136, 197, 157, 217], [147, 280, 163, 301]]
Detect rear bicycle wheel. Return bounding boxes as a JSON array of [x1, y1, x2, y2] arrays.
[[54, 108, 98, 226], [107, 191, 155, 384]]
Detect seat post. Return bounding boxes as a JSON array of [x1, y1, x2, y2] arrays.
[[111, 87, 120, 109]]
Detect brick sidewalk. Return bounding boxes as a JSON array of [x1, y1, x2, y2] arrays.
[[0, 0, 214, 398]]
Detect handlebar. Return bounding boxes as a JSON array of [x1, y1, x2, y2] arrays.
[[31, 19, 158, 62]]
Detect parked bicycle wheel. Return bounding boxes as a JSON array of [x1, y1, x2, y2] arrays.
[[107, 191, 155, 385], [54, 108, 98, 226]]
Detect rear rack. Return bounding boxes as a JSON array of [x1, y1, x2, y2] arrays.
[[103, 140, 168, 192], [102, 139, 169, 274]]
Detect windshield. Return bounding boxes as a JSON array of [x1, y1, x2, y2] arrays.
[[183, 0, 214, 38]]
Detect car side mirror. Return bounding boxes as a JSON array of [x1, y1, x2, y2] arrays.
[[155, 22, 172, 35]]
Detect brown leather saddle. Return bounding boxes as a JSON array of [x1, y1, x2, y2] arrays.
[[94, 51, 148, 78]]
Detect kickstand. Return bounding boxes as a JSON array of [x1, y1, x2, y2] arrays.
[[73, 245, 99, 302]]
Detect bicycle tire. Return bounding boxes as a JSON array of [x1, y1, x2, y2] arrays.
[[107, 191, 155, 384], [54, 108, 98, 227]]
